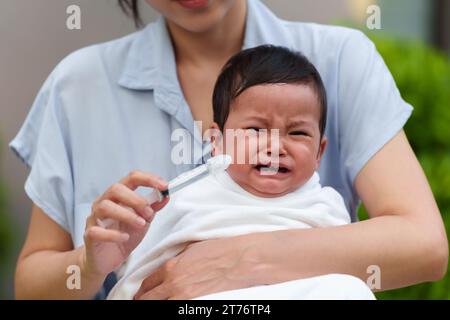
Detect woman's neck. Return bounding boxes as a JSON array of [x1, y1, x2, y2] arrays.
[[167, 1, 247, 67]]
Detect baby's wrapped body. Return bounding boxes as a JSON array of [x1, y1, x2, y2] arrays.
[[108, 171, 375, 300]]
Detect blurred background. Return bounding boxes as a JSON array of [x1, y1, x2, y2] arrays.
[[0, 0, 449, 299]]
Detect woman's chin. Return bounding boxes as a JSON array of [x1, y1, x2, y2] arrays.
[[169, 15, 219, 33], [168, 2, 229, 33]]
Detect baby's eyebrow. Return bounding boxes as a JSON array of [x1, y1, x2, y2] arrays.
[[243, 115, 270, 124], [287, 119, 314, 129]]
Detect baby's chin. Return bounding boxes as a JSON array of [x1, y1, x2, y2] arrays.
[[244, 177, 299, 198], [227, 165, 304, 198]]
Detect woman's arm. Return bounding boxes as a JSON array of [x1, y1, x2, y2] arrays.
[[16, 171, 168, 299], [247, 130, 448, 290], [15, 205, 105, 299], [136, 130, 448, 299]]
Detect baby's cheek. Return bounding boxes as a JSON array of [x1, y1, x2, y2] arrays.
[[223, 135, 259, 165], [245, 135, 261, 165], [227, 164, 252, 184], [297, 159, 318, 182]]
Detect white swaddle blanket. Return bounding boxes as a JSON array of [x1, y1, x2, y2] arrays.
[[108, 171, 374, 300]]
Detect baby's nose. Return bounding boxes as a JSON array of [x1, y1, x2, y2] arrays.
[[265, 139, 287, 158]]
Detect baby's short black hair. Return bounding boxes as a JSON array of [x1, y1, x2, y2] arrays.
[[213, 45, 327, 138]]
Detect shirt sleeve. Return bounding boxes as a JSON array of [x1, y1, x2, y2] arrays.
[[337, 30, 413, 185], [9, 71, 74, 232]]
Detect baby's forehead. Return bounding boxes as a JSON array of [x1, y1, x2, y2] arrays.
[[235, 83, 319, 103], [231, 83, 322, 119]]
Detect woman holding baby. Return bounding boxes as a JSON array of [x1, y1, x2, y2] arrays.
[[11, 0, 447, 299]]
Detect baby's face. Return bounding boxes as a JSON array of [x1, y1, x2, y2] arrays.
[[212, 83, 327, 198]]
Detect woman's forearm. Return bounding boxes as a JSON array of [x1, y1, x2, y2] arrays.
[[245, 215, 448, 291], [15, 246, 105, 300]]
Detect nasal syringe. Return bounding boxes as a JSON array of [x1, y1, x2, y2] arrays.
[[96, 154, 232, 229], [146, 154, 232, 203]]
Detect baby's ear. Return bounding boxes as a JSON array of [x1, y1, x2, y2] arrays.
[[206, 122, 223, 156], [210, 122, 220, 131], [315, 136, 328, 169]]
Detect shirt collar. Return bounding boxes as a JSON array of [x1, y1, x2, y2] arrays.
[[118, 0, 291, 92], [118, 16, 178, 91]]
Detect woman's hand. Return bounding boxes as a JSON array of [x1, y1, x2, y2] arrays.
[[82, 171, 169, 279], [134, 236, 264, 300]]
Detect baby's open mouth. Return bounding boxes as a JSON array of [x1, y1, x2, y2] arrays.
[[254, 164, 290, 174]]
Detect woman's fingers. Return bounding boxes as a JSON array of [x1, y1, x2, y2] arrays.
[[120, 171, 168, 191], [89, 171, 170, 231], [136, 284, 170, 300], [84, 226, 130, 243], [151, 196, 170, 212], [134, 263, 168, 299], [104, 183, 154, 220], [94, 199, 149, 228]]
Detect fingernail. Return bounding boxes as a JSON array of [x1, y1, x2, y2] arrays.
[[157, 177, 168, 187], [120, 233, 130, 242], [135, 216, 146, 227], [144, 206, 154, 220]]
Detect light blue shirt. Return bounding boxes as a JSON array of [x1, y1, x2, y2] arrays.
[[10, 0, 413, 247]]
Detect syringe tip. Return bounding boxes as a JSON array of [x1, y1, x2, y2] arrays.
[[206, 154, 232, 174]]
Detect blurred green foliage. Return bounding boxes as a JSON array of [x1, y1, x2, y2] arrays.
[[0, 142, 14, 299], [358, 35, 450, 299], [0, 183, 12, 261]]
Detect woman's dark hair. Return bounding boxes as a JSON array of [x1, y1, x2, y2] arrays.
[[213, 45, 328, 138], [118, 0, 143, 28]]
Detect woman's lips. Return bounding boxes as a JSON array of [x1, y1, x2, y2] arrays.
[[176, 0, 209, 10]]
